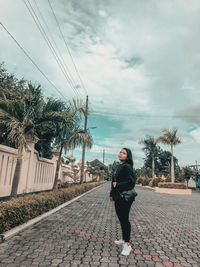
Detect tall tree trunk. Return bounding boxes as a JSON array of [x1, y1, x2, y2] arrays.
[[152, 157, 155, 180], [10, 157, 22, 197], [53, 144, 63, 190], [171, 144, 175, 183]]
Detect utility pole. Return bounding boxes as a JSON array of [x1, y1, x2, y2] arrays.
[[103, 149, 105, 164], [196, 160, 198, 170], [80, 95, 88, 184]]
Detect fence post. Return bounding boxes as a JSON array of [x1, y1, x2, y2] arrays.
[[22, 136, 39, 194], [52, 149, 60, 188]]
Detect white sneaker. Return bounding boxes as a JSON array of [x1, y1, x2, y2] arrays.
[[121, 243, 132, 256], [114, 239, 125, 245]]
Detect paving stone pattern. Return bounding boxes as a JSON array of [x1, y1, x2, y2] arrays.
[[0, 183, 200, 267]]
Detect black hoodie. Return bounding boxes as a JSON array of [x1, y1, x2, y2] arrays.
[[110, 162, 136, 201]]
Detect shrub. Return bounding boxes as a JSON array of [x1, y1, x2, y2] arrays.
[[175, 176, 185, 183], [59, 181, 72, 188], [165, 174, 171, 182], [136, 177, 143, 184], [148, 180, 153, 187], [142, 177, 151, 186], [152, 177, 162, 187], [0, 181, 105, 235], [92, 177, 98, 182], [158, 182, 187, 189]]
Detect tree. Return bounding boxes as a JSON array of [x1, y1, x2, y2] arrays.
[[88, 165, 107, 181], [139, 135, 159, 179], [0, 62, 25, 99], [181, 167, 195, 187], [136, 167, 152, 178], [157, 150, 179, 176], [156, 128, 181, 183], [35, 97, 68, 159], [0, 83, 42, 196], [0, 63, 96, 194], [0, 63, 26, 147], [52, 99, 93, 189], [0, 64, 72, 195]]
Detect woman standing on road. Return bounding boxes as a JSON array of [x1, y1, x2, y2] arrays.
[[110, 148, 136, 256]]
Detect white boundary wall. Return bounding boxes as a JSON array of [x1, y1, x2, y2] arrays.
[[0, 145, 17, 197], [0, 142, 97, 198]]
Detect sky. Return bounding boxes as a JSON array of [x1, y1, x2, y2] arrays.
[[1, 0, 200, 168]]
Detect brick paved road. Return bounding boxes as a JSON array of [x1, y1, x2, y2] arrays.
[[0, 183, 200, 267]]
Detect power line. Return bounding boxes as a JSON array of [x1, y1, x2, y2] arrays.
[[88, 99, 99, 132], [48, 0, 87, 96], [24, 0, 80, 98], [48, 0, 88, 96], [0, 21, 68, 101], [33, 0, 80, 97]]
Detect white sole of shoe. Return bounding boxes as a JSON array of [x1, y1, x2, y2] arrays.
[[121, 247, 132, 256], [114, 241, 125, 245]]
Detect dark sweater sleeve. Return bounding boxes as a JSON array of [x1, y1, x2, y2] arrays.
[[116, 165, 136, 191]]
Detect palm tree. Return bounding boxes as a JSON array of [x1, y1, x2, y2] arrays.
[[52, 105, 93, 190], [156, 128, 181, 183], [35, 97, 70, 158], [52, 127, 93, 189], [0, 83, 70, 196], [0, 65, 94, 193], [139, 136, 159, 179], [0, 84, 41, 196]]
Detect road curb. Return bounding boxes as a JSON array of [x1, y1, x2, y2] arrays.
[[136, 184, 155, 190], [1, 183, 106, 242]]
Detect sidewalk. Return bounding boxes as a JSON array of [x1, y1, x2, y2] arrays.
[[0, 182, 199, 267]]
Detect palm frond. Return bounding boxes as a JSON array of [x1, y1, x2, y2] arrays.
[[156, 136, 170, 145], [157, 128, 181, 146], [63, 130, 93, 154], [139, 135, 159, 157]]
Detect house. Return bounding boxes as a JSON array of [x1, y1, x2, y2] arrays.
[[87, 159, 106, 168]]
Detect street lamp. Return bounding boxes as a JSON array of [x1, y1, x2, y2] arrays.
[[80, 126, 96, 184]]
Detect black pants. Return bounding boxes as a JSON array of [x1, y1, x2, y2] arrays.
[[114, 198, 133, 242]]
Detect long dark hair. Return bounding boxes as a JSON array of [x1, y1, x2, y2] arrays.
[[123, 148, 133, 167]]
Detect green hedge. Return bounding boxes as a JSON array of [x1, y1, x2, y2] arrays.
[[158, 182, 187, 189], [0, 181, 105, 235]]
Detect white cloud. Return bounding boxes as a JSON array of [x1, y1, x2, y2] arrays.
[[190, 128, 200, 144], [1, 0, 200, 168], [99, 10, 107, 17]]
